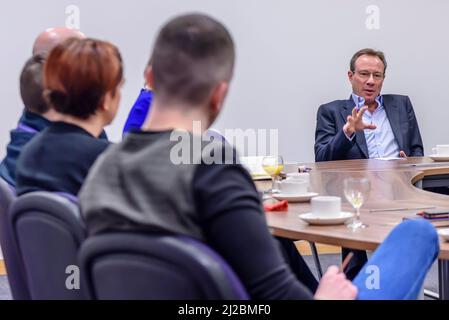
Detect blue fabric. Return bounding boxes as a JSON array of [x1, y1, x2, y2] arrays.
[[122, 89, 153, 136], [351, 94, 400, 159], [315, 95, 424, 161], [354, 219, 439, 300], [0, 111, 51, 187]]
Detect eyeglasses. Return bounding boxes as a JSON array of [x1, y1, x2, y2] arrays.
[[355, 71, 384, 81]]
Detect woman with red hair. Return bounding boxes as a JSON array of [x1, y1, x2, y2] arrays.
[[16, 38, 124, 196]]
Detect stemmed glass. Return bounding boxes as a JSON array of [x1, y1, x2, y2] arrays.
[[344, 178, 371, 230], [262, 156, 284, 194]]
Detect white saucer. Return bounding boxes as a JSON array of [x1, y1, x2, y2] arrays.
[[274, 192, 319, 203], [429, 155, 449, 162], [299, 212, 354, 226], [438, 229, 449, 242]]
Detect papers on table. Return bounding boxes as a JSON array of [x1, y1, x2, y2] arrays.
[[374, 157, 406, 161], [240, 156, 271, 180]]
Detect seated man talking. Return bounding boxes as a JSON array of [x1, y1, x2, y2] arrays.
[[314, 48, 425, 280], [315, 48, 424, 162]]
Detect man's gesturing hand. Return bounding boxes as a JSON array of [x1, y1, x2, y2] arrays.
[[343, 106, 377, 137]]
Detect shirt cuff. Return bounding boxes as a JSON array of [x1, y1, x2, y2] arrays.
[[344, 129, 355, 141]]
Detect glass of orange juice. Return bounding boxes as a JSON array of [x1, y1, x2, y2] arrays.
[[262, 156, 284, 194]]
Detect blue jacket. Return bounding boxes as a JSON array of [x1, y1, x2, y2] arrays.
[[123, 89, 153, 136], [0, 112, 51, 186], [314, 95, 424, 162]]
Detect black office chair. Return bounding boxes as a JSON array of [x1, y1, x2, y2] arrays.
[[9, 192, 87, 300], [0, 179, 30, 300], [80, 233, 249, 300]]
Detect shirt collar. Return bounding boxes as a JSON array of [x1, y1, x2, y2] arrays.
[[351, 93, 384, 110], [19, 111, 52, 132]]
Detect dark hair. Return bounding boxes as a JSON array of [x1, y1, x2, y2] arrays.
[[20, 53, 49, 114], [44, 38, 123, 119], [151, 13, 235, 106], [350, 48, 387, 74]]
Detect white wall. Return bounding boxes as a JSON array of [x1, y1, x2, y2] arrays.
[[1, 0, 448, 163]]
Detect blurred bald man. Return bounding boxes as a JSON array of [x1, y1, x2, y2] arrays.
[[32, 27, 85, 55], [0, 28, 90, 187]]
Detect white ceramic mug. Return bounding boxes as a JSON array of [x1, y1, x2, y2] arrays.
[[279, 180, 308, 195], [311, 197, 342, 218], [283, 162, 300, 174], [287, 173, 310, 188], [432, 145, 449, 156]]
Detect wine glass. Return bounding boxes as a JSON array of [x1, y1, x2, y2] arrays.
[[262, 156, 284, 194], [344, 178, 371, 230]]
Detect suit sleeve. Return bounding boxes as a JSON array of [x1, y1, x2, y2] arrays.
[[314, 105, 356, 162], [405, 97, 424, 157]]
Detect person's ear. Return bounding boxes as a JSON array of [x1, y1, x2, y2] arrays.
[[144, 65, 154, 89], [99, 92, 111, 113], [348, 70, 354, 82], [42, 89, 52, 107], [101, 98, 108, 113], [101, 80, 124, 112], [209, 82, 229, 114]]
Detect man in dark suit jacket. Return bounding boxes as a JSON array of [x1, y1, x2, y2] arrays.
[[315, 95, 423, 162], [315, 49, 424, 163], [314, 48, 424, 280]]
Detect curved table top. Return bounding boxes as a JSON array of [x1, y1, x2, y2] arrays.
[[258, 158, 449, 260]]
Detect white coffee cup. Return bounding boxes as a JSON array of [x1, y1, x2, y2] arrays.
[[311, 196, 342, 218], [283, 162, 300, 174], [279, 180, 308, 195], [432, 145, 449, 156], [287, 173, 310, 188]]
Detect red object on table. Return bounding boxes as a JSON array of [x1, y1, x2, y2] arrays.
[[264, 200, 289, 212]]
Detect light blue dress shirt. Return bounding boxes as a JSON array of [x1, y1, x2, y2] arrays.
[[351, 94, 400, 159]]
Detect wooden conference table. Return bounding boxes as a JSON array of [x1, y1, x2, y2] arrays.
[[258, 157, 449, 299]]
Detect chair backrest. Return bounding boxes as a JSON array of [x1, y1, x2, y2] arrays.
[[0, 178, 31, 300], [80, 233, 249, 300], [9, 192, 87, 300]]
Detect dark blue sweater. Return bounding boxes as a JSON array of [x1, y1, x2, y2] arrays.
[[16, 122, 110, 196]]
